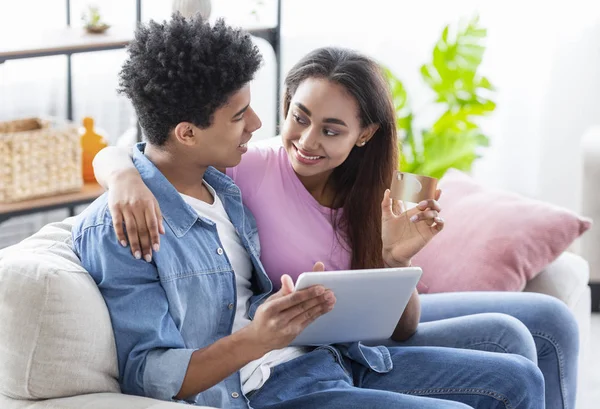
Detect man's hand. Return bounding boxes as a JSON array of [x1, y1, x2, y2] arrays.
[[243, 262, 335, 356]]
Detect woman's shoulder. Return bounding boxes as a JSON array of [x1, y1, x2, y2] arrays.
[[226, 137, 286, 192], [242, 137, 286, 167]]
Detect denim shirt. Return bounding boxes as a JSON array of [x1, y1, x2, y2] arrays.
[[72, 143, 392, 408]]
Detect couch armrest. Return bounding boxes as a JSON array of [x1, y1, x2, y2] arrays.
[[523, 251, 589, 308], [581, 126, 600, 283], [0, 393, 218, 409]]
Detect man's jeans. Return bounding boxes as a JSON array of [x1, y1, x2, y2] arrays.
[[248, 346, 544, 409]]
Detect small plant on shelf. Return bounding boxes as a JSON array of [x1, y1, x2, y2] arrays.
[[81, 5, 110, 34]]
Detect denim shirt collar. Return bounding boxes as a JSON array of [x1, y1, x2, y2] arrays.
[[132, 142, 240, 238]]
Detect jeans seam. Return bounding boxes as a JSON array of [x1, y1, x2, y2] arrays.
[[464, 341, 510, 353], [319, 346, 352, 378], [403, 387, 514, 409], [532, 331, 568, 409]]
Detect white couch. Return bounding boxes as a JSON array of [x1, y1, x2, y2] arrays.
[[0, 216, 591, 409], [0, 219, 201, 409]]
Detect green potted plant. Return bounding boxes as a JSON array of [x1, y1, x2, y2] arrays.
[[384, 14, 496, 179]]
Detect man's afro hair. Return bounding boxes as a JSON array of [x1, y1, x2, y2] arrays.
[[118, 13, 262, 145]]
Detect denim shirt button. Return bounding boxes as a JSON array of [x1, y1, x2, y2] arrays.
[[228, 303, 234, 310], [217, 247, 224, 255], [231, 392, 240, 398]]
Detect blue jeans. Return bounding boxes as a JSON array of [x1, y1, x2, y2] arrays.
[[411, 292, 579, 409], [248, 346, 545, 409]]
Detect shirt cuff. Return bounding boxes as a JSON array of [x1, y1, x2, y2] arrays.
[[143, 348, 196, 402]]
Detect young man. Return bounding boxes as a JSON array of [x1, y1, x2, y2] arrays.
[[72, 14, 337, 407], [73, 14, 544, 409]]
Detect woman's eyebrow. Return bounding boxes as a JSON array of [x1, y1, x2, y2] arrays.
[[295, 102, 312, 116], [295, 102, 347, 127], [323, 118, 347, 127]]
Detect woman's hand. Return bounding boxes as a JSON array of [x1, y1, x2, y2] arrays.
[[108, 169, 164, 262], [381, 188, 445, 268]]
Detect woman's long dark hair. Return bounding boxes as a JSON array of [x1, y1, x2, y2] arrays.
[[283, 47, 398, 269]]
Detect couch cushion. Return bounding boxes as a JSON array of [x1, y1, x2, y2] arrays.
[[0, 218, 120, 399], [413, 169, 593, 293]]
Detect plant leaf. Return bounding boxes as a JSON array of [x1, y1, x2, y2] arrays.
[[384, 14, 496, 178]]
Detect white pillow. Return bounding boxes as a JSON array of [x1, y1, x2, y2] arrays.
[[0, 219, 120, 399]]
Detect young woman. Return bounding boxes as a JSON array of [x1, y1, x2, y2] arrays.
[[95, 46, 579, 409]]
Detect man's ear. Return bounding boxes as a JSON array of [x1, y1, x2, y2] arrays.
[[173, 122, 197, 146], [356, 124, 379, 147]]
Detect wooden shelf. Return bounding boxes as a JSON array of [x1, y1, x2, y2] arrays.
[[0, 183, 106, 222], [0, 26, 135, 62], [0, 24, 278, 63]]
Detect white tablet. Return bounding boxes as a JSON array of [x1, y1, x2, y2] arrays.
[[290, 267, 422, 346]]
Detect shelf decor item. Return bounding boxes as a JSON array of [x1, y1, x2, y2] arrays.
[[0, 117, 83, 203], [80, 117, 107, 183], [81, 5, 111, 34]]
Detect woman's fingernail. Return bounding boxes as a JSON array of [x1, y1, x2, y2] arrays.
[[410, 215, 419, 222], [120, 240, 127, 247], [435, 217, 444, 223], [144, 254, 152, 263], [134, 251, 141, 260], [153, 243, 160, 252], [418, 201, 428, 207]]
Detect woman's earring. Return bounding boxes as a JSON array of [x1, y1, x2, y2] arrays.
[[359, 141, 367, 147]]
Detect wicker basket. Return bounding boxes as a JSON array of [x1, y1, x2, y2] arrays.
[[0, 117, 83, 203]]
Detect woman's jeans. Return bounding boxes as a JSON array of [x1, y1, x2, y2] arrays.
[[248, 346, 545, 409], [403, 291, 580, 409]]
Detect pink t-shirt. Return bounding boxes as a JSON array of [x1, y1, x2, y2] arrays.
[[227, 146, 351, 290]]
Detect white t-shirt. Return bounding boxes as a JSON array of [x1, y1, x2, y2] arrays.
[[180, 181, 307, 394]]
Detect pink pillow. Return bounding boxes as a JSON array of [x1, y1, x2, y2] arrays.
[[413, 169, 592, 293]]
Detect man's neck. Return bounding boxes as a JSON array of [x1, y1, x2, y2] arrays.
[[144, 144, 213, 203]]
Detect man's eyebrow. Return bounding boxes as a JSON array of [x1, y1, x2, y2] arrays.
[[233, 104, 250, 118]]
